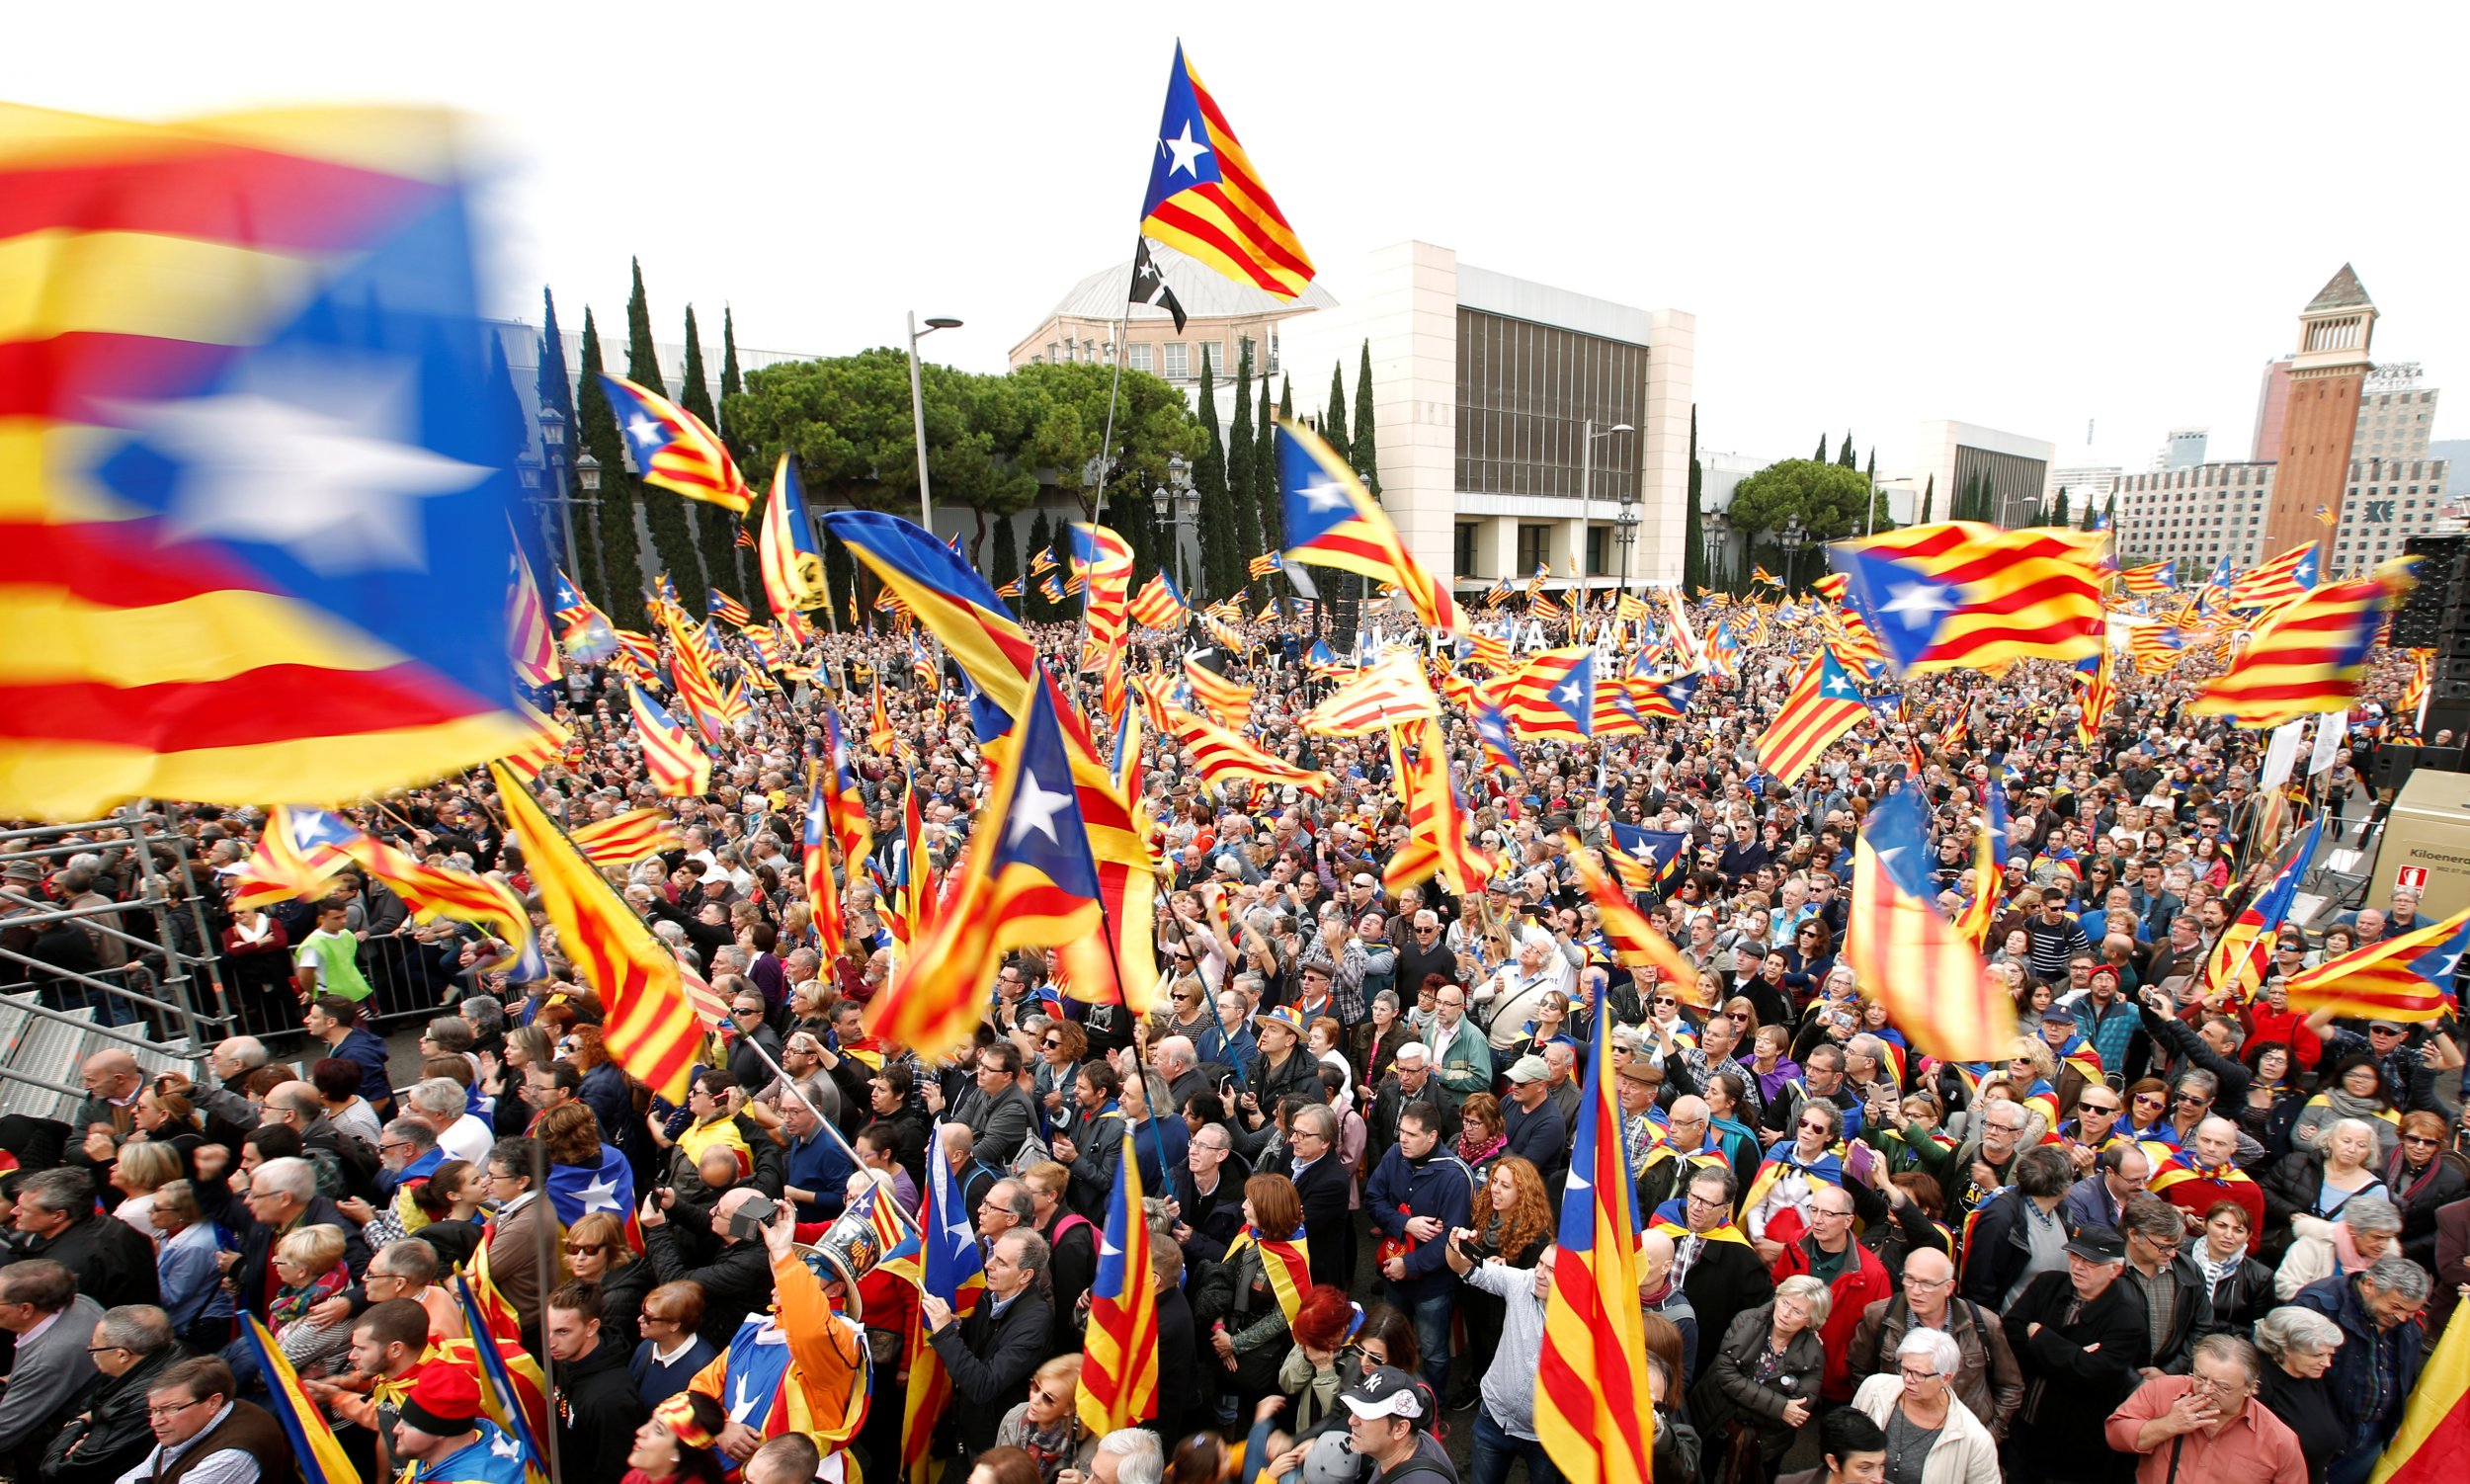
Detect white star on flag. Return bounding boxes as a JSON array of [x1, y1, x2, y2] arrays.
[[1555, 679, 1585, 707], [1297, 479, 1351, 513], [1161, 121, 1211, 177], [576, 1176, 622, 1213], [626, 414, 665, 448], [1007, 772, 1070, 847], [1823, 671, 1856, 697], [136, 356, 489, 577], [1880, 582, 1956, 629]]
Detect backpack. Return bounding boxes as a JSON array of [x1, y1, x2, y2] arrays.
[[1009, 1122, 1054, 1175]]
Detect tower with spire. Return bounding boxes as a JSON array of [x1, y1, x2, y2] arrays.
[[2264, 265, 2377, 555]]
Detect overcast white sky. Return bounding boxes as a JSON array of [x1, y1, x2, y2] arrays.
[[20, 3, 2466, 478]]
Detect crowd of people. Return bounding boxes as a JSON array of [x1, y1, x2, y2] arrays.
[[0, 598, 2463, 1484]]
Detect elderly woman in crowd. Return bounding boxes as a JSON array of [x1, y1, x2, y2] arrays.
[[2254, 1305, 2349, 1484], [2261, 1116, 2392, 1265], [1848, 1328, 2003, 1484], [2274, 1192, 2404, 1299], [1695, 1272, 1829, 1479], [150, 1178, 235, 1351]]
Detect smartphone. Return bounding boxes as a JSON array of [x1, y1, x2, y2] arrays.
[[728, 1195, 779, 1242], [1845, 1142, 1877, 1187]]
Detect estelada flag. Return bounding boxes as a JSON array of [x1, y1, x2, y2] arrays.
[[1138, 43, 1314, 298], [2370, 1297, 2470, 1484], [0, 102, 543, 816]]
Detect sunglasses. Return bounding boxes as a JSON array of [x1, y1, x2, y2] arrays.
[[2133, 1094, 2166, 1107], [565, 1242, 607, 1256]]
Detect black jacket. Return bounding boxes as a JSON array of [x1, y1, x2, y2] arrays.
[[1958, 1189, 2073, 1313], [929, 1290, 1054, 1458], [1153, 1283, 1202, 1445], [228, 1197, 371, 1319], [2002, 1270, 2150, 1465], [40, 1343, 187, 1484], [1171, 1168, 1247, 1265], [22, 1213, 160, 1312], [2125, 1254, 2214, 1373], [1287, 1153, 1353, 1289], [1677, 1232, 1775, 1356], [643, 1222, 775, 1351], [594, 1255, 656, 1341], [2204, 1252, 2280, 1339], [554, 1332, 650, 1484]]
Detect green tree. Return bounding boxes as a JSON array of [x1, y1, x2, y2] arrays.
[[1815, 433, 1830, 461], [1193, 354, 1234, 601], [1838, 431, 1856, 468], [1920, 474, 1935, 525], [2082, 492, 2102, 532], [1324, 364, 1351, 468], [991, 507, 1023, 605], [1683, 405, 1704, 593], [1353, 341, 1380, 499], [679, 305, 749, 600], [1322, 365, 1356, 624], [2052, 486, 2071, 530], [622, 261, 703, 596], [576, 307, 639, 610], [1226, 339, 1263, 578], [1725, 458, 1873, 592], [1024, 508, 1055, 620], [1262, 376, 1291, 606]]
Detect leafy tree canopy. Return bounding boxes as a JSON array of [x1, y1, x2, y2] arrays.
[[1725, 457, 1876, 544]]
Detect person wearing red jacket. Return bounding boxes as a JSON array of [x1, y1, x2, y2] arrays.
[[1770, 1183, 1892, 1402], [2240, 964, 2325, 1072]]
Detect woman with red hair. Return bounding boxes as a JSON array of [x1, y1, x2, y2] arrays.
[[1276, 1284, 1358, 1431]]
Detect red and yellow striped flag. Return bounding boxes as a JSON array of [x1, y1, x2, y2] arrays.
[[1756, 648, 1870, 785], [1165, 707, 1332, 796], [570, 807, 683, 868], [1138, 45, 1315, 298], [490, 762, 700, 1101], [1300, 651, 1440, 737], [1536, 1015, 1654, 1484], [1183, 658, 1255, 731], [1075, 1129, 1160, 1435], [2283, 905, 2469, 1024], [2191, 564, 2409, 727]]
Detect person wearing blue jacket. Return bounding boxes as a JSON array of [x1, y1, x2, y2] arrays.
[[1364, 1103, 1476, 1398]]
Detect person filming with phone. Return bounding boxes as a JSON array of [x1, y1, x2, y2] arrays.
[[640, 1182, 779, 1350]]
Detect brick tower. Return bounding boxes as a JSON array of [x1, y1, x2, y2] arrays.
[[2264, 265, 2377, 556]]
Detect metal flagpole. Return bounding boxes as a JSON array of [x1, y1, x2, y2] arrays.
[[734, 1028, 921, 1237], [527, 1139, 566, 1484], [1092, 235, 1148, 529]]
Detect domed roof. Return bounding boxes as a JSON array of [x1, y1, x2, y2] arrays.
[[1048, 241, 1338, 322]]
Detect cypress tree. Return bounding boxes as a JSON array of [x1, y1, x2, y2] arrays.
[[576, 308, 640, 608], [1193, 355, 1234, 600], [1838, 431, 1856, 468], [2081, 491, 2101, 532], [1227, 339, 1262, 578], [1324, 365, 1351, 469], [2053, 486, 2071, 530], [537, 289, 595, 603], [622, 262, 702, 599], [1920, 474, 1935, 525], [1254, 382, 1276, 593], [822, 524, 857, 631], [1353, 341, 1380, 499], [991, 509, 1024, 606], [679, 305, 744, 597], [1683, 404, 1704, 593], [1815, 433, 1829, 462], [1025, 508, 1055, 620]]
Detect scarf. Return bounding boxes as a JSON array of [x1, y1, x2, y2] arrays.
[[270, 1266, 349, 1331], [1456, 1130, 1507, 1168], [2328, 1221, 2375, 1277], [2197, 1243, 2246, 1288], [2384, 1149, 2443, 1204]]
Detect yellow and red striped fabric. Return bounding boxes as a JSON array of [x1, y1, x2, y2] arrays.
[[2225, 542, 2320, 610], [1183, 658, 1255, 731], [2190, 566, 2408, 727], [625, 681, 711, 798], [491, 762, 700, 1102], [1382, 720, 1492, 896], [1536, 1017, 1654, 1484], [600, 373, 751, 513], [1835, 522, 2107, 674], [1165, 707, 1332, 795], [1076, 1128, 1160, 1435], [1499, 647, 1596, 741], [1300, 651, 1440, 736], [0, 103, 539, 816], [1568, 840, 1697, 999], [1756, 649, 1869, 785], [2119, 560, 2176, 595], [570, 807, 683, 868], [2282, 905, 2469, 1024], [1138, 44, 1315, 298]]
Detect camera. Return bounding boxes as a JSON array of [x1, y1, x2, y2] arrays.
[[729, 1195, 780, 1242]]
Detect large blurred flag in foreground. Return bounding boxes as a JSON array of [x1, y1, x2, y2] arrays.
[[1829, 522, 2105, 676], [825, 511, 1037, 717], [1535, 1013, 1654, 1484], [1138, 42, 1314, 299], [0, 102, 539, 816], [1841, 784, 2017, 1059]]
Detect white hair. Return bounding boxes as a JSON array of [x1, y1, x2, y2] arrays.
[[1094, 1430, 1163, 1484], [1897, 1326, 1963, 1378], [406, 1078, 467, 1122], [252, 1155, 318, 1205]]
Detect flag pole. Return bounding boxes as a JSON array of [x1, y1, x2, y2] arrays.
[[734, 1026, 922, 1238], [528, 1138, 567, 1484], [1091, 235, 1145, 530]]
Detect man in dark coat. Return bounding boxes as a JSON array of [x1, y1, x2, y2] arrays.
[[2000, 1228, 2151, 1484], [545, 1280, 650, 1484], [640, 1188, 779, 1351], [923, 1228, 1055, 1465], [1667, 1167, 1773, 1370], [1282, 1104, 1354, 1289], [39, 1302, 186, 1484], [10, 1168, 161, 1311], [2291, 1257, 2431, 1484]]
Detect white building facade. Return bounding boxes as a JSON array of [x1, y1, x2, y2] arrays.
[[1275, 241, 1694, 593]]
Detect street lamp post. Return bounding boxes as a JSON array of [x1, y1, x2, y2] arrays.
[[906, 311, 963, 536], [1701, 505, 1731, 591], [1777, 513, 1807, 593], [1151, 453, 1195, 591], [1582, 418, 1634, 630], [534, 406, 582, 581]]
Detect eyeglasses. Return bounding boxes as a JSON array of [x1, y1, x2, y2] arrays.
[[565, 1242, 608, 1256], [1797, 1119, 1832, 1134], [2184, 1372, 2250, 1397], [2400, 1134, 2440, 1147], [1041, 1037, 1064, 1049], [2132, 1093, 2166, 1108], [147, 1398, 214, 1420], [2175, 1093, 2209, 1107], [2078, 1102, 2121, 1114]]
